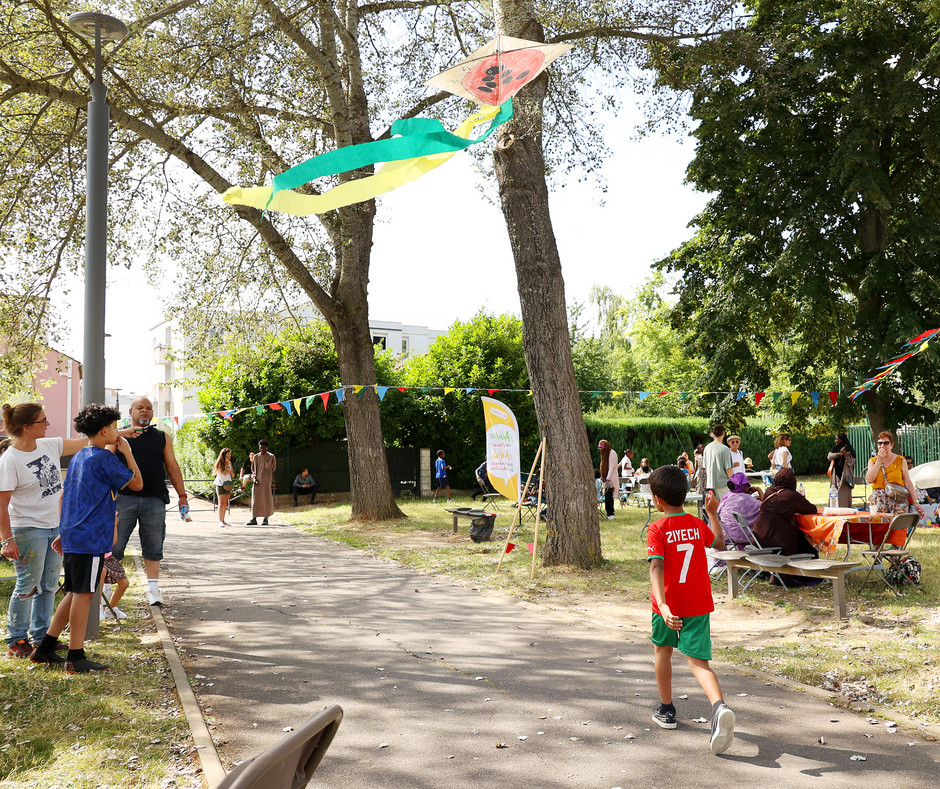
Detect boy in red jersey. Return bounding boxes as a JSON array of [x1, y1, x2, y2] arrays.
[[646, 464, 736, 755]]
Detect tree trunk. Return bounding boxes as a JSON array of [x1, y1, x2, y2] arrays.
[[324, 204, 404, 521], [492, 2, 602, 568]]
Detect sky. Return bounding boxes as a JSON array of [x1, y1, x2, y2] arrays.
[[54, 97, 709, 395]]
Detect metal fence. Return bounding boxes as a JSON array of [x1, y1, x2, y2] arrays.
[[848, 424, 940, 466]]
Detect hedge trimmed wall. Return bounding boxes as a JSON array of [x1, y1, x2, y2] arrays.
[[583, 416, 837, 476]]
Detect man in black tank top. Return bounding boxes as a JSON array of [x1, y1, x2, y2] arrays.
[[114, 398, 188, 606]]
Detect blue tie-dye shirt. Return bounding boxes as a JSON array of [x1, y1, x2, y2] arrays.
[[61, 446, 134, 554]]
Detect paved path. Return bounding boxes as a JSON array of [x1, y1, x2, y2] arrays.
[[155, 501, 940, 788]]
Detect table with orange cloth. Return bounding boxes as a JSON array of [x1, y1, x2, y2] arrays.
[[795, 511, 907, 558]]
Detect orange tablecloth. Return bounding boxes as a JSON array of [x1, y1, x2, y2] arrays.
[[796, 513, 907, 558]]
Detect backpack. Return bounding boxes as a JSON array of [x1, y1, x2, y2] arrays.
[[884, 556, 921, 586]]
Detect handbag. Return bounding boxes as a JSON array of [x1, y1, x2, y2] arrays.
[[881, 467, 909, 503]]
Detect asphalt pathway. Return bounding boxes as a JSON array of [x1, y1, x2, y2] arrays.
[[154, 500, 940, 788]]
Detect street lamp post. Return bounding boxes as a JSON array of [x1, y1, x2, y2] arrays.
[[67, 11, 127, 406]]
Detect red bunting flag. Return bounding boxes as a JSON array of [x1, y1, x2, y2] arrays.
[[488, 389, 500, 396], [397, 386, 407, 392], [527, 543, 535, 554], [659, 391, 668, 397], [320, 392, 330, 410], [269, 402, 283, 410], [755, 392, 765, 407], [505, 543, 515, 553], [828, 391, 838, 406]]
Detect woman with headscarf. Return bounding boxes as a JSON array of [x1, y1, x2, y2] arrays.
[[752, 469, 818, 556], [597, 440, 619, 521], [826, 433, 856, 508], [717, 473, 762, 547]]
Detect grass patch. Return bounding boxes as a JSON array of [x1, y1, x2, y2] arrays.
[[286, 477, 940, 724], [0, 562, 204, 788]]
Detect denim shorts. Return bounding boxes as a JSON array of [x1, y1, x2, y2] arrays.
[[114, 495, 166, 561]]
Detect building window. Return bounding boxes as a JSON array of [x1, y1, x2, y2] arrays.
[[401, 337, 409, 356], [372, 334, 387, 349]]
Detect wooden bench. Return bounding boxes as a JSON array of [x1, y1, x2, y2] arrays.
[[716, 550, 862, 619], [443, 507, 496, 534]]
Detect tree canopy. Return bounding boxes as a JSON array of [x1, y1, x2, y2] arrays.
[[648, 0, 940, 436]]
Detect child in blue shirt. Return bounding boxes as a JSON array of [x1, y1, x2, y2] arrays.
[[31, 404, 142, 673], [432, 449, 452, 502]]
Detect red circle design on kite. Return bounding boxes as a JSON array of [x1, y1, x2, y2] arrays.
[[461, 49, 546, 105]]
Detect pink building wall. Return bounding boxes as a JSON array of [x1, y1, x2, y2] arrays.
[[5, 349, 83, 440]]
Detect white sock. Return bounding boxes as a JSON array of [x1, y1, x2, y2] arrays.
[[148, 579, 160, 591], [102, 583, 112, 598]]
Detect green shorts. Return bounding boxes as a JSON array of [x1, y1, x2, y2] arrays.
[[651, 611, 712, 661]]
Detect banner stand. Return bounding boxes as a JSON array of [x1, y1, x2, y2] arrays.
[[531, 438, 546, 579]]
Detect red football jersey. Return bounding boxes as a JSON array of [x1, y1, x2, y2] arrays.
[[647, 512, 717, 617]]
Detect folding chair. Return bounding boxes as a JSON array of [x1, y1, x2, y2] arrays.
[[217, 705, 343, 789], [731, 512, 787, 590], [852, 475, 870, 509], [860, 512, 919, 596]]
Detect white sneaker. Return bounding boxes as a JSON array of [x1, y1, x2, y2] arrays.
[[100, 605, 113, 620], [147, 587, 164, 606], [110, 607, 128, 620], [606, 515, 615, 520]]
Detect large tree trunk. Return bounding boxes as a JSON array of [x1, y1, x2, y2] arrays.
[[492, 2, 602, 568]]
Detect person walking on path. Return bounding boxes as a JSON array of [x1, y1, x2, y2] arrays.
[[432, 450, 452, 503], [645, 465, 735, 754], [827, 433, 856, 508], [213, 448, 235, 527], [598, 440, 619, 520], [703, 425, 733, 501], [247, 440, 276, 525], [33, 404, 142, 672], [114, 397, 188, 607], [0, 402, 94, 658]]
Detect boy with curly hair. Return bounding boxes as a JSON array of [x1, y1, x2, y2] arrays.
[[30, 404, 142, 673]]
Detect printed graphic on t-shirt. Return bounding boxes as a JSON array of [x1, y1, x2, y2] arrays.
[[26, 455, 62, 498]]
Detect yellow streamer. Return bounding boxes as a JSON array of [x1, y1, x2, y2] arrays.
[[223, 104, 501, 216]]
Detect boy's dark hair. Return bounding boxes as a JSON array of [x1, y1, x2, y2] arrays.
[[259, 439, 269, 447], [648, 465, 688, 507], [712, 423, 726, 437], [74, 404, 121, 437], [437, 449, 445, 458]]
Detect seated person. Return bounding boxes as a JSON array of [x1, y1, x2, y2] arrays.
[[743, 457, 754, 472], [595, 469, 603, 502], [752, 469, 818, 556], [471, 461, 494, 500], [905, 457, 934, 503], [635, 458, 652, 477], [292, 468, 317, 506], [717, 473, 762, 548]]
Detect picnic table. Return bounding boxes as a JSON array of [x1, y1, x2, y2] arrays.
[[714, 549, 862, 619], [795, 511, 906, 559], [443, 507, 497, 534]]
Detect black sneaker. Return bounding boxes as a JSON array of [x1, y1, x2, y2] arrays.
[[65, 658, 110, 674], [246, 519, 257, 525], [652, 708, 677, 729], [709, 703, 736, 754], [6, 639, 32, 659], [31, 649, 66, 665]]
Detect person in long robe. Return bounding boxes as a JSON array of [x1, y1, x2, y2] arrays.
[[248, 440, 276, 525]]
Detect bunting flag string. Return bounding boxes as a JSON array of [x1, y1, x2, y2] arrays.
[[851, 328, 939, 400], [134, 384, 850, 429]]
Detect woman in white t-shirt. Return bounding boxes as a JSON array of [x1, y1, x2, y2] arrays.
[[213, 448, 235, 528], [0, 402, 90, 659], [768, 433, 793, 471]]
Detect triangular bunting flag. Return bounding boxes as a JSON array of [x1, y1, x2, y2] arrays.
[[336, 388, 345, 403], [487, 389, 499, 396], [790, 392, 802, 406], [292, 397, 303, 414], [255, 406, 264, 415], [810, 392, 819, 407], [755, 392, 765, 406], [397, 386, 407, 392], [736, 392, 747, 400], [376, 386, 389, 401], [278, 401, 291, 415], [320, 392, 330, 410], [269, 402, 284, 411], [505, 543, 516, 553], [829, 391, 838, 406], [173, 416, 180, 428], [680, 393, 690, 400], [527, 543, 535, 554], [306, 395, 315, 408], [352, 385, 364, 395], [772, 392, 782, 404], [659, 391, 668, 397], [444, 387, 455, 395], [638, 392, 650, 401]]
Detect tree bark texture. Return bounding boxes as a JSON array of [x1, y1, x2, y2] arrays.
[[493, 2, 602, 568]]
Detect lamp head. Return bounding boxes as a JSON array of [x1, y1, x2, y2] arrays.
[[67, 12, 127, 41]]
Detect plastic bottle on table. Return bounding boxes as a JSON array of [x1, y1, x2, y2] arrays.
[[798, 482, 806, 498], [829, 486, 838, 509]]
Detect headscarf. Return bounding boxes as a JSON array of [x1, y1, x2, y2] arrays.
[[598, 440, 611, 480], [772, 468, 797, 491], [727, 472, 751, 493], [830, 433, 855, 477]]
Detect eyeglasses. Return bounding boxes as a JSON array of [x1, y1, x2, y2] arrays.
[[30, 418, 50, 426], [876, 440, 891, 446]]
